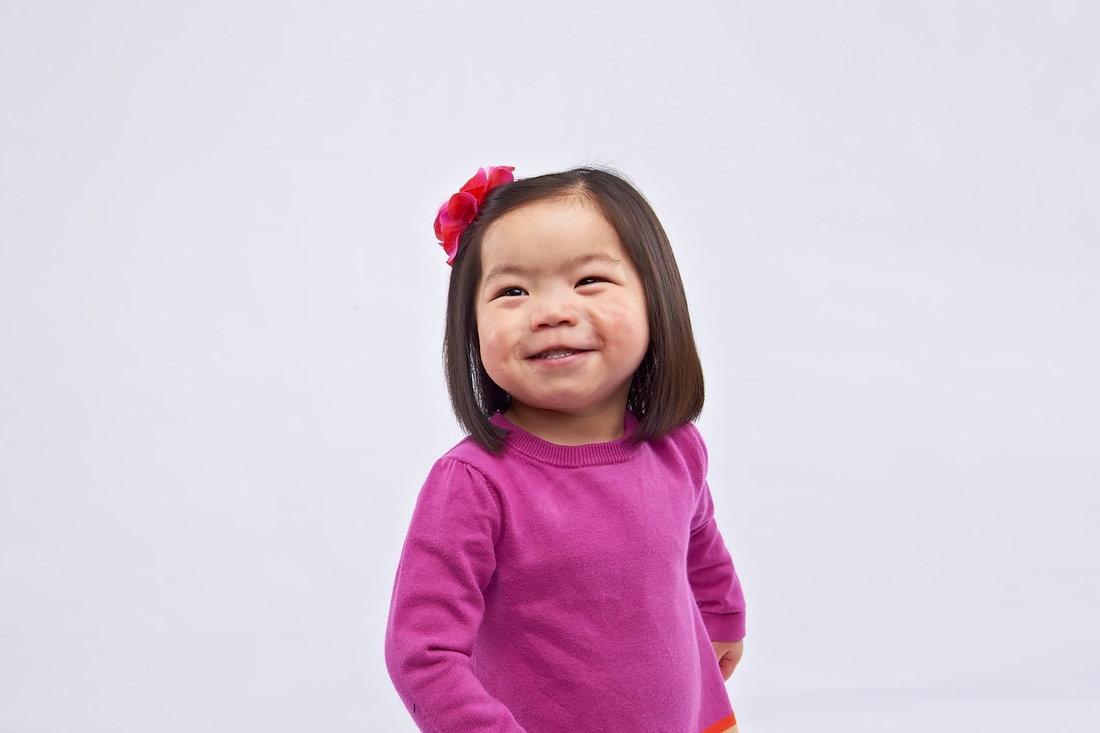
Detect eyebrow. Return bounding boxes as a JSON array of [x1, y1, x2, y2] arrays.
[[483, 253, 622, 284]]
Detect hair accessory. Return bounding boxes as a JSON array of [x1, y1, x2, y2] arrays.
[[434, 166, 515, 265]]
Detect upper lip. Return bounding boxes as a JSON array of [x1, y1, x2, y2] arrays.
[[527, 344, 591, 359]]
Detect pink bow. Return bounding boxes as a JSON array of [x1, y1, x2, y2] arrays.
[[434, 166, 515, 265]]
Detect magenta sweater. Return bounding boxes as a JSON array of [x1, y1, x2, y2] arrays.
[[385, 412, 746, 732]]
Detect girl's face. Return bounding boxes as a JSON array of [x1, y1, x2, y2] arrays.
[[475, 198, 650, 423]]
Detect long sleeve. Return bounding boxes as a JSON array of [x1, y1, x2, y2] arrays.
[[385, 458, 526, 733], [685, 429, 746, 642]]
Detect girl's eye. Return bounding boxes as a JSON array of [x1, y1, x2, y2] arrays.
[[496, 287, 527, 298], [576, 276, 605, 287]]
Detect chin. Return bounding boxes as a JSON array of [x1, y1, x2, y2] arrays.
[[516, 393, 615, 415]]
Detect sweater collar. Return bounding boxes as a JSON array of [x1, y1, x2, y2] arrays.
[[489, 411, 642, 467]]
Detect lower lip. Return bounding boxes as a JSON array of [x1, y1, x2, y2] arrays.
[[527, 351, 592, 368]]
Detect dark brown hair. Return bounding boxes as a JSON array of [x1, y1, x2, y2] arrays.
[[443, 167, 704, 452]]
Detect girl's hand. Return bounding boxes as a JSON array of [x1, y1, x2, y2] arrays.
[[711, 640, 744, 681]]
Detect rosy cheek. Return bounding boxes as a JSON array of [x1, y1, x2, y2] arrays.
[[601, 305, 649, 348], [477, 322, 512, 372]]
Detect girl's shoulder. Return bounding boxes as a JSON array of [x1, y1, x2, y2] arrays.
[[653, 419, 710, 476], [446, 431, 493, 457], [665, 419, 705, 446], [431, 433, 509, 474]]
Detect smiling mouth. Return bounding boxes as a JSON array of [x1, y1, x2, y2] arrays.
[[530, 348, 590, 360]]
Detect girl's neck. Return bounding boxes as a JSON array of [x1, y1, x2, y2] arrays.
[[503, 402, 627, 446]]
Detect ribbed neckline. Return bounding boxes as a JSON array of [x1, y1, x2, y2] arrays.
[[489, 411, 642, 467]]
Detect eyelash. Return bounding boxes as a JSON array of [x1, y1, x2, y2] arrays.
[[495, 277, 606, 299]]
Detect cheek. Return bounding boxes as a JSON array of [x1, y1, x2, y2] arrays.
[[600, 303, 650, 357], [476, 314, 515, 371]]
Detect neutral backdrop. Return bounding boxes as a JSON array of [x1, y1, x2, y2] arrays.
[[2, 1, 1097, 731]]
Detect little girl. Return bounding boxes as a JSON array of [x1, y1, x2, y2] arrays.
[[385, 166, 746, 733]]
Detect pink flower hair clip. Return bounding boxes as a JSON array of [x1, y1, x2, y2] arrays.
[[434, 166, 515, 265]]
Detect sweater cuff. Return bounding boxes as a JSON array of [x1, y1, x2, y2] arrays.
[[701, 611, 745, 642]]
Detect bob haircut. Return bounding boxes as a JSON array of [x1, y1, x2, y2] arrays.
[[443, 167, 704, 453]]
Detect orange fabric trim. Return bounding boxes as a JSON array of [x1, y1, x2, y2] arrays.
[[701, 712, 738, 733]]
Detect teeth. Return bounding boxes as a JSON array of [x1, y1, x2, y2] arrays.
[[535, 349, 578, 359]]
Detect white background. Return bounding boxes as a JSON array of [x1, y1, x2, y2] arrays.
[[2, 1, 1098, 731]]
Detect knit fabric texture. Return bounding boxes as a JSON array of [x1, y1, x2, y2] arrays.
[[385, 412, 746, 732]]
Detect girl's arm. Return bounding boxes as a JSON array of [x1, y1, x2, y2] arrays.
[[683, 426, 747, 646], [385, 458, 526, 732], [687, 481, 746, 641]]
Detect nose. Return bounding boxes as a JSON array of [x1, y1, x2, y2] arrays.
[[530, 290, 579, 330]]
